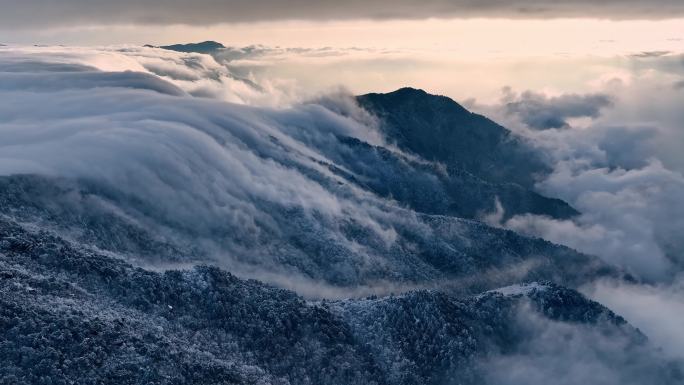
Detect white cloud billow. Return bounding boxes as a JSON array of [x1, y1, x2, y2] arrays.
[[476, 67, 684, 283]]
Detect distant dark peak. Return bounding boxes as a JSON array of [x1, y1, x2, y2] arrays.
[[158, 41, 226, 54]]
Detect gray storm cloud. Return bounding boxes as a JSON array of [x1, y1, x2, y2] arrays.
[[2, 0, 684, 29]]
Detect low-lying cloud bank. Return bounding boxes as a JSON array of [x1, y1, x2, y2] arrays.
[[485, 158, 684, 281], [480, 298, 682, 385], [0, 45, 301, 106], [474, 57, 684, 283], [471, 53, 684, 363], [584, 277, 684, 361]]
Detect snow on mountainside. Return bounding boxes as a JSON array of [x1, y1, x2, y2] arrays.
[[2, 216, 678, 385], [487, 282, 548, 296]]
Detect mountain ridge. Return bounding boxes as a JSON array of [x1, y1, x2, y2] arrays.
[[2, 50, 677, 385], [3, 214, 673, 385]]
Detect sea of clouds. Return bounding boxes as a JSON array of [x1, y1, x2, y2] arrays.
[[1, 44, 683, 379]]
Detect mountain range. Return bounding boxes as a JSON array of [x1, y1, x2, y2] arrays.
[[0, 47, 680, 384]]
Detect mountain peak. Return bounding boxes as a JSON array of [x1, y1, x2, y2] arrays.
[[357, 88, 553, 190], [363, 87, 471, 115], [390, 86, 429, 95]]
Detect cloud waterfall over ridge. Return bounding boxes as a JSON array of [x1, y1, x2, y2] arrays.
[[2, 45, 613, 299], [0, 46, 394, 290]]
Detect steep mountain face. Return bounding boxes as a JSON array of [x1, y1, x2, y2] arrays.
[[334, 133, 576, 221], [357, 88, 564, 216], [2, 216, 677, 385], [358, 88, 545, 187]]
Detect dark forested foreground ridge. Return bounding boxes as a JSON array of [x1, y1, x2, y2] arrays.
[[0, 47, 682, 384], [1, 217, 680, 385]]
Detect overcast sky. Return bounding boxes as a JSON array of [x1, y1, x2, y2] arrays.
[[4, 0, 684, 29], [0, 0, 681, 54]]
